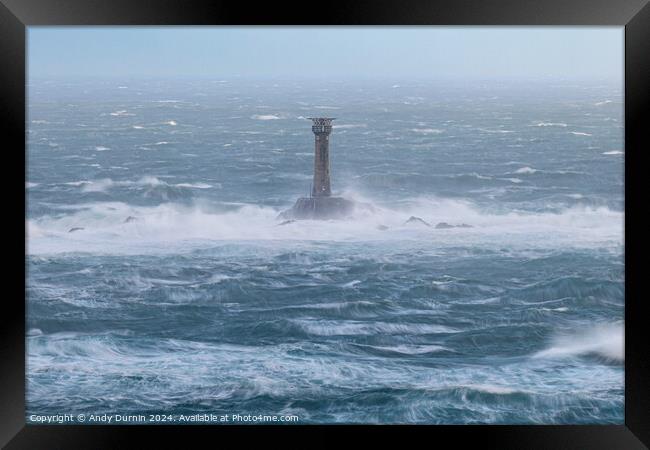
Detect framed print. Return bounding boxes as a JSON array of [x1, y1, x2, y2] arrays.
[[2, 0, 649, 447]]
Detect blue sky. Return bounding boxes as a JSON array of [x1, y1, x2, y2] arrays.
[[28, 27, 623, 80]]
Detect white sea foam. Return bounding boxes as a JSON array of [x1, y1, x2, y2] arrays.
[[570, 131, 592, 136], [603, 150, 623, 155], [63, 176, 178, 193], [478, 128, 514, 134], [411, 128, 444, 135], [595, 100, 613, 106], [26, 182, 39, 188], [514, 167, 537, 174], [94, 146, 110, 151], [294, 319, 458, 336], [535, 122, 568, 127], [367, 344, 449, 354], [109, 110, 134, 117], [341, 280, 362, 288], [165, 120, 178, 126], [174, 182, 213, 189], [458, 384, 518, 395], [251, 114, 281, 120], [25, 192, 623, 255], [533, 322, 623, 361]]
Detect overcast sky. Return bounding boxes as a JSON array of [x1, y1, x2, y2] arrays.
[[28, 27, 623, 81]]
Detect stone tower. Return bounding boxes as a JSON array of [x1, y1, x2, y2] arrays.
[[308, 117, 334, 197]]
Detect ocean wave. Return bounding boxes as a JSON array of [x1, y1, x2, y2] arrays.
[[109, 110, 134, 117], [362, 344, 450, 355], [251, 114, 281, 120], [534, 122, 568, 127], [533, 322, 623, 361], [513, 167, 538, 174], [293, 319, 458, 336], [26, 193, 623, 255], [411, 128, 444, 135], [62, 176, 214, 193]]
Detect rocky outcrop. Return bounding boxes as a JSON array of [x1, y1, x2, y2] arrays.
[[434, 222, 454, 229], [435, 222, 473, 229], [279, 197, 357, 220], [404, 216, 431, 227]]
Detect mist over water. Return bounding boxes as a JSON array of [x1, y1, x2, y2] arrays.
[[26, 78, 624, 424]]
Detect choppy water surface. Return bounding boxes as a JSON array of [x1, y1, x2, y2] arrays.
[[26, 79, 624, 424]]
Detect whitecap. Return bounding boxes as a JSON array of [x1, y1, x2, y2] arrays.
[[367, 344, 448, 355], [174, 182, 213, 189], [109, 110, 134, 117], [533, 322, 623, 361], [411, 128, 444, 135], [251, 114, 281, 120], [603, 150, 623, 155], [514, 167, 537, 174], [459, 384, 518, 395], [294, 319, 458, 336]]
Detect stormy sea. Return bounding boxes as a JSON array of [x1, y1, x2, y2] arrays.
[[26, 78, 624, 424]]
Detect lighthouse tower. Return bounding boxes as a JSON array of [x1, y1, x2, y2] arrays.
[[308, 117, 334, 197], [279, 117, 356, 220]]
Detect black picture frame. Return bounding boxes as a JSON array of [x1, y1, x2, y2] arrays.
[[2, 0, 648, 447]]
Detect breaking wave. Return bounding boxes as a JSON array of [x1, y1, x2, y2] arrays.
[[533, 322, 624, 361], [26, 193, 623, 255]]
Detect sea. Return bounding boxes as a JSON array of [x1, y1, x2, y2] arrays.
[[26, 78, 624, 424]]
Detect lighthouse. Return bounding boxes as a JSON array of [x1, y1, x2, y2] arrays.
[[308, 117, 334, 197], [279, 117, 356, 220]]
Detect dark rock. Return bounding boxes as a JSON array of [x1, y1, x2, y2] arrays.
[[279, 196, 357, 220], [124, 216, 138, 223], [277, 219, 296, 226], [435, 222, 473, 229], [435, 222, 454, 229], [404, 216, 431, 227], [68, 227, 85, 233]]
